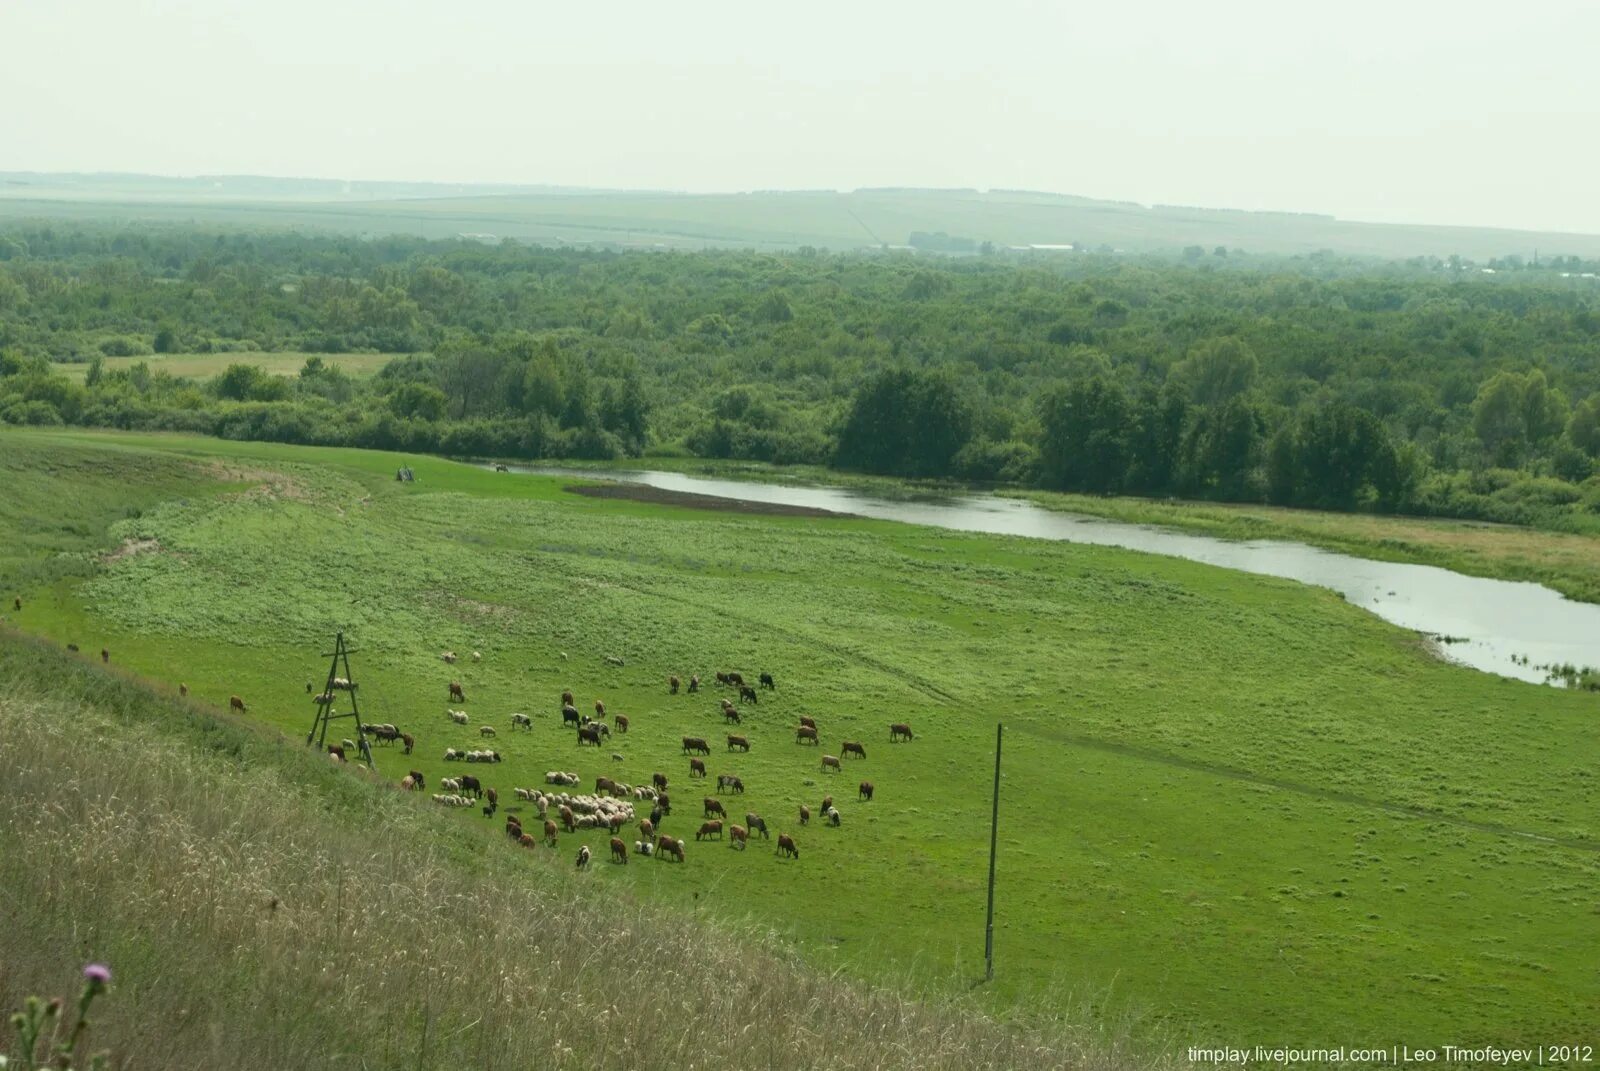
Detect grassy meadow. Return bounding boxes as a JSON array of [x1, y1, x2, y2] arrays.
[[53, 351, 399, 384], [2, 427, 1598, 1054]]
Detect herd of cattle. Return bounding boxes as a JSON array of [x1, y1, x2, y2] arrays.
[[369, 656, 918, 870]]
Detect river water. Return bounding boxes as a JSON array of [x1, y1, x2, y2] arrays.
[[503, 465, 1600, 687]]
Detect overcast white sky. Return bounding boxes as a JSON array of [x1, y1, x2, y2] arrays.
[[3, 0, 1597, 233]]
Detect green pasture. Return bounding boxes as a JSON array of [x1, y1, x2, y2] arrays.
[[1, 427, 1596, 1048], [53, 351, 399, 384]]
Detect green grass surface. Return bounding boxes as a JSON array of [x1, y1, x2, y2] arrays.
[[52, 351, 399, 384], [3, 427, 1597, 1052]]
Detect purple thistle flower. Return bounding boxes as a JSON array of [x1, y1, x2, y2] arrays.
[[82, 964, 111, 986]]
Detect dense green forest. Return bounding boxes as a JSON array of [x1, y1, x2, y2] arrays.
[[4, 224, 1600, 529]]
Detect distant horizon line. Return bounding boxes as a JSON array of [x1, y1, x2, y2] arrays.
[[3, 168, 1599, 242]]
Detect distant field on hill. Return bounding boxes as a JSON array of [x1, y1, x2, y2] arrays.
[[3, 427, 1597, 1049], [4, 173, 1599, 258], [54, 351, 399, 384]]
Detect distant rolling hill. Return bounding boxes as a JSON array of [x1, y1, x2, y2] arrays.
[[2, 171, 1598, 260]]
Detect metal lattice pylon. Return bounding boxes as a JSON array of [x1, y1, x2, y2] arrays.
[[307, 631, 376, 771]]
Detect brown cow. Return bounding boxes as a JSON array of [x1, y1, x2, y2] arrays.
[[652, 771, 669, 791], [639, 818, 654, 840], [738, 684, 758, 704], [696, 820, 723, 841], [615, 714, 629, 734], [401, 733, 415, 754], [744, 812, 769, 839], [606, 811, 626, 834], [520, 832, 536, 848], [821, 795, 834, 814], [577, 725, 604, 747], [179, 682, 188, 697], [11, 596, 19, 611], [560, 804, 576, 832], [688, 674, 700, 693], [842, 741, 866, 760], [448, 681, 466, 702], [729, 824, 748, 849], [669, 675, 680, 694], [859, 780, 874, 802], [727, 671, 745, 687], [505, 815, 522, 839], [594, 700, 606, 718], [485, 787, 499, 808], [890, 722, 914, 742], [408, 770, 426, 789], [611, 837, 628, 864], [689, 757, 707, 778], [682, 736, 710, 755], [100, 648, 109, 664], [715, 671, 729, 686], [799, 804, 811, 826], [821, 754, 841, 773], [703, 797, 726, 818], [543, 819, 559, 846], [656, 835, 686, 862], [561, 689, 574, 707], [229, 694, 247, 714], [723, 706, 741, 725], [727, 734, 749, 752], [795, 725, 819, 745], [799, 716, 816, 730], [777, 833, 799, 859], [595, 775, 617, 796]]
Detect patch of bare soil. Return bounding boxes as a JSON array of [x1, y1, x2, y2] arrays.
[[564, 483, 853, 518], [103, 538, 162, 563]]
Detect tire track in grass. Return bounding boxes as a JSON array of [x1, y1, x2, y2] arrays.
[[1011, 720, 1600, 854]]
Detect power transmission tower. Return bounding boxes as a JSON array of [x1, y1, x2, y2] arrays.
[[306, 631, 376, 770]]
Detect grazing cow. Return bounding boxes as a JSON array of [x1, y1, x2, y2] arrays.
[[408, 770, 426, 790], [640, 818, 654, 840], [717, 774, 745, 794], [607, 811, 626, 834], [859, 780, 874, 802], [730, 824, 749, 849], [479, 725, 497, 738], [448, 681, 466, 702], [543, 819, 559, 846], [723, 706, 741, 725], [459, 775, 482, 798], [511, 712, 532, 730], [101, 648, 109, 664], [595, 775, 617, 796], [652, 771, 669, 791], [689, 758, 707, 778], [594, 700, 606, 718], [11, 596, 19, 611], [745, 813, 770, 839], [615, 714, 629, 734], [795, 725, 819, 745], [727, 671, 745, 687], [485, 787, 499, 808], [890, 722, 914, 742], [820, 795, 834, 815], [562, 704, 582, 727], [688, 674, 700, 694], [760, 672, 775, 690], [798, 715, 816, 730], [696, 820, 723, 841], [703, 797, 726, 818], [715, 671, 729, 686], [578, 725, 604, 747], [657, 835, 685, 862], [576, 844, 591, 870], [657, 792, 672, 814], [821, 755, 842, 773], [561, 689, 575, 707], [727, 734, 749, 752], [402, 733, 415, 754], [611, 837, 628, 864], [67, 644, 80, 653], [179, 682, 188, 697], [777, 833, 799, 859], [649, 806, 664, 829], [505, 814, 522, 836], [229, 695, 247, 714], [520, 832, 536, 848], [682, 736, 711, 755], [560, 804, 576, 833], [799, 804, 811, 826], [738, 684, 758, 704], [842, 741, 866, 760], [669, 675, 680, 695]]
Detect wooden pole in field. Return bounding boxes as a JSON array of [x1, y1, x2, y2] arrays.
[[984, 721, 1003, 981]]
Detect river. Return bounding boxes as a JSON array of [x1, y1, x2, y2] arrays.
[[500, 465, 1600, 687]]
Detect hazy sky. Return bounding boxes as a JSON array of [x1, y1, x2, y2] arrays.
[[4, 0, 1597, 233]]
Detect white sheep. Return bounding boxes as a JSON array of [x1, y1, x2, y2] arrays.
[[444, 748, 463, 761], [472, 651, 482, 662], [449, 709, 469, 725], [479, 725, 497, 738]]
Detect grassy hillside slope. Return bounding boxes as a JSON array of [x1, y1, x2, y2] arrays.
[[2, 428, 1597, 1049], [0, 635, 1122, 1071], [3, 179, 1599, 258]]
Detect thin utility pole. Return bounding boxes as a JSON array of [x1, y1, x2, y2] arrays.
[[984, 721, 1003, 981]]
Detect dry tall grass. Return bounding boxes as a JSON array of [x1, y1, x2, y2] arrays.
[[0, 637, 1161, 1071]]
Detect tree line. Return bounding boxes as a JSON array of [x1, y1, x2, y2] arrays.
[[4, 223, 1600, 530]]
